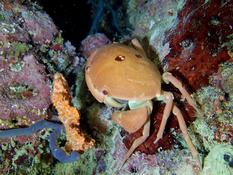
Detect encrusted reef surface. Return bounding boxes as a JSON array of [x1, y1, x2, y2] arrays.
[[128, 0, 232, 90], [0, 1, 82, 174], [0, 1, 53, 174], [123, 0, 233, 174], [0, 0, 233, 175]]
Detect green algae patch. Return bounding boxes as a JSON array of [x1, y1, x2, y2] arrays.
[[72, 70, 87, 110], [7, 83, 38, 100], [222, 34, 233, 58], [10, 60, 25, 72], [0, 13, 5, 21], [10, 42, 29, 58], [201, 144, 233, 175], [0, 129, 53, 175], [175, 162, 197, 175], [194, 86, 225, 117], [53, 149, 97, 175], [8, 42, 30, 72], [0, 115, 31, 129], [219, 62, 233, 93], [192, 118, 217, 151]]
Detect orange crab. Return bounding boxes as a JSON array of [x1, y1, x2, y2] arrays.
[[85, 39, 201, 167]]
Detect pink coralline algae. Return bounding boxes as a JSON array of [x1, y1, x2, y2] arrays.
[[0, 1, 58, 45], [0, 3, 29, 43], [111, 134, 158, 174], [21, 9, 58, 44], [80, 33, 111, 58], [0, 1, 60, 130], [0, 54, 51, 129]]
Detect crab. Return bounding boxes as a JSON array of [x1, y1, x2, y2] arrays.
[[85, 39, 201, 167]]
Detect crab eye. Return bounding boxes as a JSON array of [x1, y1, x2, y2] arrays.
[[115, 55, 125, 61], [102, 90, 108, 95]]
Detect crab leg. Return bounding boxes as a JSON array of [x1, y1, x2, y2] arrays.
[[121, 118, 150, 168], [131, 38, 147, 56], [153, 91, 174, 144], [162, 72, 199, 112], [172, 104, 201, 168]]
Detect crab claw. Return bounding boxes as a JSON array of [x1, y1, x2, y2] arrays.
[[112, 106, 149, 133]]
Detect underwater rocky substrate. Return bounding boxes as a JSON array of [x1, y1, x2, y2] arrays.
[[0, 0, 233, 175]]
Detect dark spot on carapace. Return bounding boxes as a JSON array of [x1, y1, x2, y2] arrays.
[[115, 55, 125, 61], [102, 90, 108, 95], [135, 54, 142, 58]]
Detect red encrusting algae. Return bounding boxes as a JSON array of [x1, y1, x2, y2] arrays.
[[164, 0, 233, 91]]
